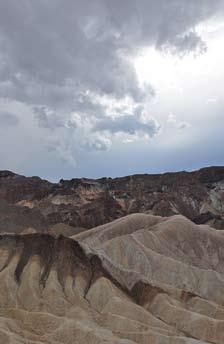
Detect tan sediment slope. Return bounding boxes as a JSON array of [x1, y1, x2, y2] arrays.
[[0, 214, 224, 343]]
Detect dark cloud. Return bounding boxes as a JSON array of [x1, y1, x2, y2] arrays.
[[0, 111, 19, 127], [0, 0, 223, 170], [0, 0, 222, 110]]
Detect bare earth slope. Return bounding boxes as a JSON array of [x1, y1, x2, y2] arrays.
[[0, 214, 224, 343], [0, 166, 224, 233]]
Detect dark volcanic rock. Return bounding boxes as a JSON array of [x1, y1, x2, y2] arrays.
[[0, 199, 48, 233], [0, 166, 224, 231]]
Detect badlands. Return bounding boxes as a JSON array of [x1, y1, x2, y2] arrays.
[[0, 213, 224, 343]]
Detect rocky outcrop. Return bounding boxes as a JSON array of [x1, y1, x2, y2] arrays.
[[0, 199, 48, 233], [0, 214, 224, 343], [0, 166, 224, 232]]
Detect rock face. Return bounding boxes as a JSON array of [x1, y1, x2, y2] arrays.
[[0, 214, 224, 343], [0, 167, 224, 232], [0, 199, 48, 234]]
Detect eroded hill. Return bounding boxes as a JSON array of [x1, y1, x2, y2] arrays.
[[0, 214, 224, 343]]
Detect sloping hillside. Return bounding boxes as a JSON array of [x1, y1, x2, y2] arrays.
[[0, 214, 224, 343]]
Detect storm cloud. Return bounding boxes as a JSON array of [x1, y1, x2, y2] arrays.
[[0, 1, 222, 108], [0, 0, 223, 178]]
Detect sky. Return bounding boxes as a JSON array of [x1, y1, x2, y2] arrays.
[[0, 0, 224, 181]]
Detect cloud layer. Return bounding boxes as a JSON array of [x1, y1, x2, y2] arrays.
[[0, 111, 19, 127], [0, 0, 223, 177]]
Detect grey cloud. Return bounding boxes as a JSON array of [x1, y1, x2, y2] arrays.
[[0, 0, 222, 109], [45, 138, 76, 167], [167, 114, 191, 130], [94, 115, 160, 137], [33, 106, 65, 129], [0, 0, 223, 165], [0, 0, 145, 108], [178, 122, 191, 130], [0, 111, 19, 127], [81, 135, 111, 151], [162, 31, 207, 55]]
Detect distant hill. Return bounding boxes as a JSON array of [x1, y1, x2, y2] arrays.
[[0, 166, 224, 233]]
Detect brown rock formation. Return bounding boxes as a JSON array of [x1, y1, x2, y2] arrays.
[[1, 166, 224, 232]]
